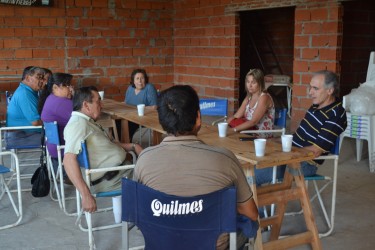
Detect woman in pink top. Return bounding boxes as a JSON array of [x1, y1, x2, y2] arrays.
[[227, 68, 275, 138]]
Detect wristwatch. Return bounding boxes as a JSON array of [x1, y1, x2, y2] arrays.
[[131, 143, 136, 151]]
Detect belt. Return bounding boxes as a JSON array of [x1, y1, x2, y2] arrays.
[[91, 170, 119, 186]]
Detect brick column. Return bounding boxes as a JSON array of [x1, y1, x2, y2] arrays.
[[292, 3, 343, 131]]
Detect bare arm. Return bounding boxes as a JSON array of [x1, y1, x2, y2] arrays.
[[304, 145, 323, 158], [63, 153, 97, 213], [233, 94, 272, 132], [116, 142, 143, 155], [237, 198, 259, 221], [227, 98, 248, 125], [32, 120, 43, 126]]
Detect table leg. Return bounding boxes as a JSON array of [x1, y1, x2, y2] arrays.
[[242, 164, 263, 250], [121, 119, 130, 143], [291, 162, 322, 249]]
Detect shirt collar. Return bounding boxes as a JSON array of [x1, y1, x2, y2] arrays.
[[161, 135, 203, 144]]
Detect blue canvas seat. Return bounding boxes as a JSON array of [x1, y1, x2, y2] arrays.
[[121, 178, 239, 250]]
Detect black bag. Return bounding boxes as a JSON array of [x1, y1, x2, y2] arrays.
[[31, 126, 50, 197]]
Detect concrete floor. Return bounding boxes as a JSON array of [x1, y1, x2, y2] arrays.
[[1, 137, 374, 250]]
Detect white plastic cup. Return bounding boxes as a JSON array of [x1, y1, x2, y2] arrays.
[[98, 91, 104, 100], [281, 134, 293, 152], [218, 122, 228, 137], [112, 196, 122, 224], [137, 104, 145, 116], [254, 139, 266, 157]]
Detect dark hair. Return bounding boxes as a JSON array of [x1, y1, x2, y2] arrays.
[[313, 70, 339, 97], [38, 73, 73, 114], [41, 67, 52, 77], [157, 85, 199, 136], [73, 86, 98, 111], [22, 66, 34, 80], [130, 69, 149, 88]]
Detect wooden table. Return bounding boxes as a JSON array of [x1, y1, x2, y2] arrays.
[[102, 99, 322, 250]]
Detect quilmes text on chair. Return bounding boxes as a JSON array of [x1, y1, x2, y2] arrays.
[[199, 98, 228, 125]]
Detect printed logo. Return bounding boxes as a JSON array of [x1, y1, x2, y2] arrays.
[[151, 199, 203, 216]]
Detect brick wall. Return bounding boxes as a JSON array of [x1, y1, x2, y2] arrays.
[[0, 0, 353, 130], [0, 0, 174, 120]]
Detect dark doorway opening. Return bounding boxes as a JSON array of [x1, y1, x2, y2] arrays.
[[239, 7, 295, 109]]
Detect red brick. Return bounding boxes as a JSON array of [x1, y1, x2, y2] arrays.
[[68, 49, 85, 57], [15, 49, 32, 58], [80, 59, 96, 67], [322, 22, 339, 34], [50, 49, 65, 58], [304, 23, 321, 34], [40, 18, 56, 26], [319, 48, 338, 61], [312, 35, 338, 47], [22, 17, 40, 26], [5, 17, 22, 26], [0, 28, 14, 37], [3, 39, 21, 48], [0, 6, 15, 16], [295, 9, 310, 22], [92, 0, 107, 7], [310, 8, 328, 21], [88, 48, 104, 56], [294, 35, 310, 47], [32, 28, 49, 37], [302, 48, 319, 59], [75, 0, 91, 7]]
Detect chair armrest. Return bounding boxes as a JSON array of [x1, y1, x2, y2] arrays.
[[240, 128, 285, 135], [87, 164, 135, 175]]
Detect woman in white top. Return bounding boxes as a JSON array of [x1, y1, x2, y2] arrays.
[[227, 68, 275, 138]]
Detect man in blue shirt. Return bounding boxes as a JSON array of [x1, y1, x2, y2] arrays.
[[6, 66, 46, 147]]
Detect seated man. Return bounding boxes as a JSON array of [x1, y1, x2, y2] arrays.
[[134, 85, 259, 249], [63, 86, 142, 222], [256, 70, 347, 185], [6, 66, 46, 147]]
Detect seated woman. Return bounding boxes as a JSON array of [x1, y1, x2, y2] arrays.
[[39, 73, 74, 184], [227, 68, 275, 138], [124, 69, 158, 143]]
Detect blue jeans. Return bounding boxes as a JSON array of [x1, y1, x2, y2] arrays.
[[5, 131, 42, 148], [255, 161, 318, 186]]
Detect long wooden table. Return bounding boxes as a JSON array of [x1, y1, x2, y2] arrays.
[[101, 99, 322, 250]]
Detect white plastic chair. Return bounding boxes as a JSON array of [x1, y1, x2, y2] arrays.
[[0, 151, 22, 230], [75, 140, 136, 250], [340, 113, 374, 172]]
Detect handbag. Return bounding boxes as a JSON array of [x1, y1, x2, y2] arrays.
[[31, 126, 50, 197]]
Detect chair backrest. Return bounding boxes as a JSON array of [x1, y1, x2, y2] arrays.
[[330, 137, 340, 155], [44, 121, 60, 146], [274, 108, 287, 128], [77, 140, 90, 170], [122, 178, 237, 250], [199, 98, 228, 117]]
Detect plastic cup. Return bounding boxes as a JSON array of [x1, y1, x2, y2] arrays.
[[281, 134, 293, 152], [254, 139, 266, 157], [218, 122, 228, 137], [98, 91, 104, 100], [137, 104, 145, 116]]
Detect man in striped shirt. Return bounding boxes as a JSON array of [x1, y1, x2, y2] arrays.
[[255, 70, 347, 185], [292, 70, 347, 176]]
